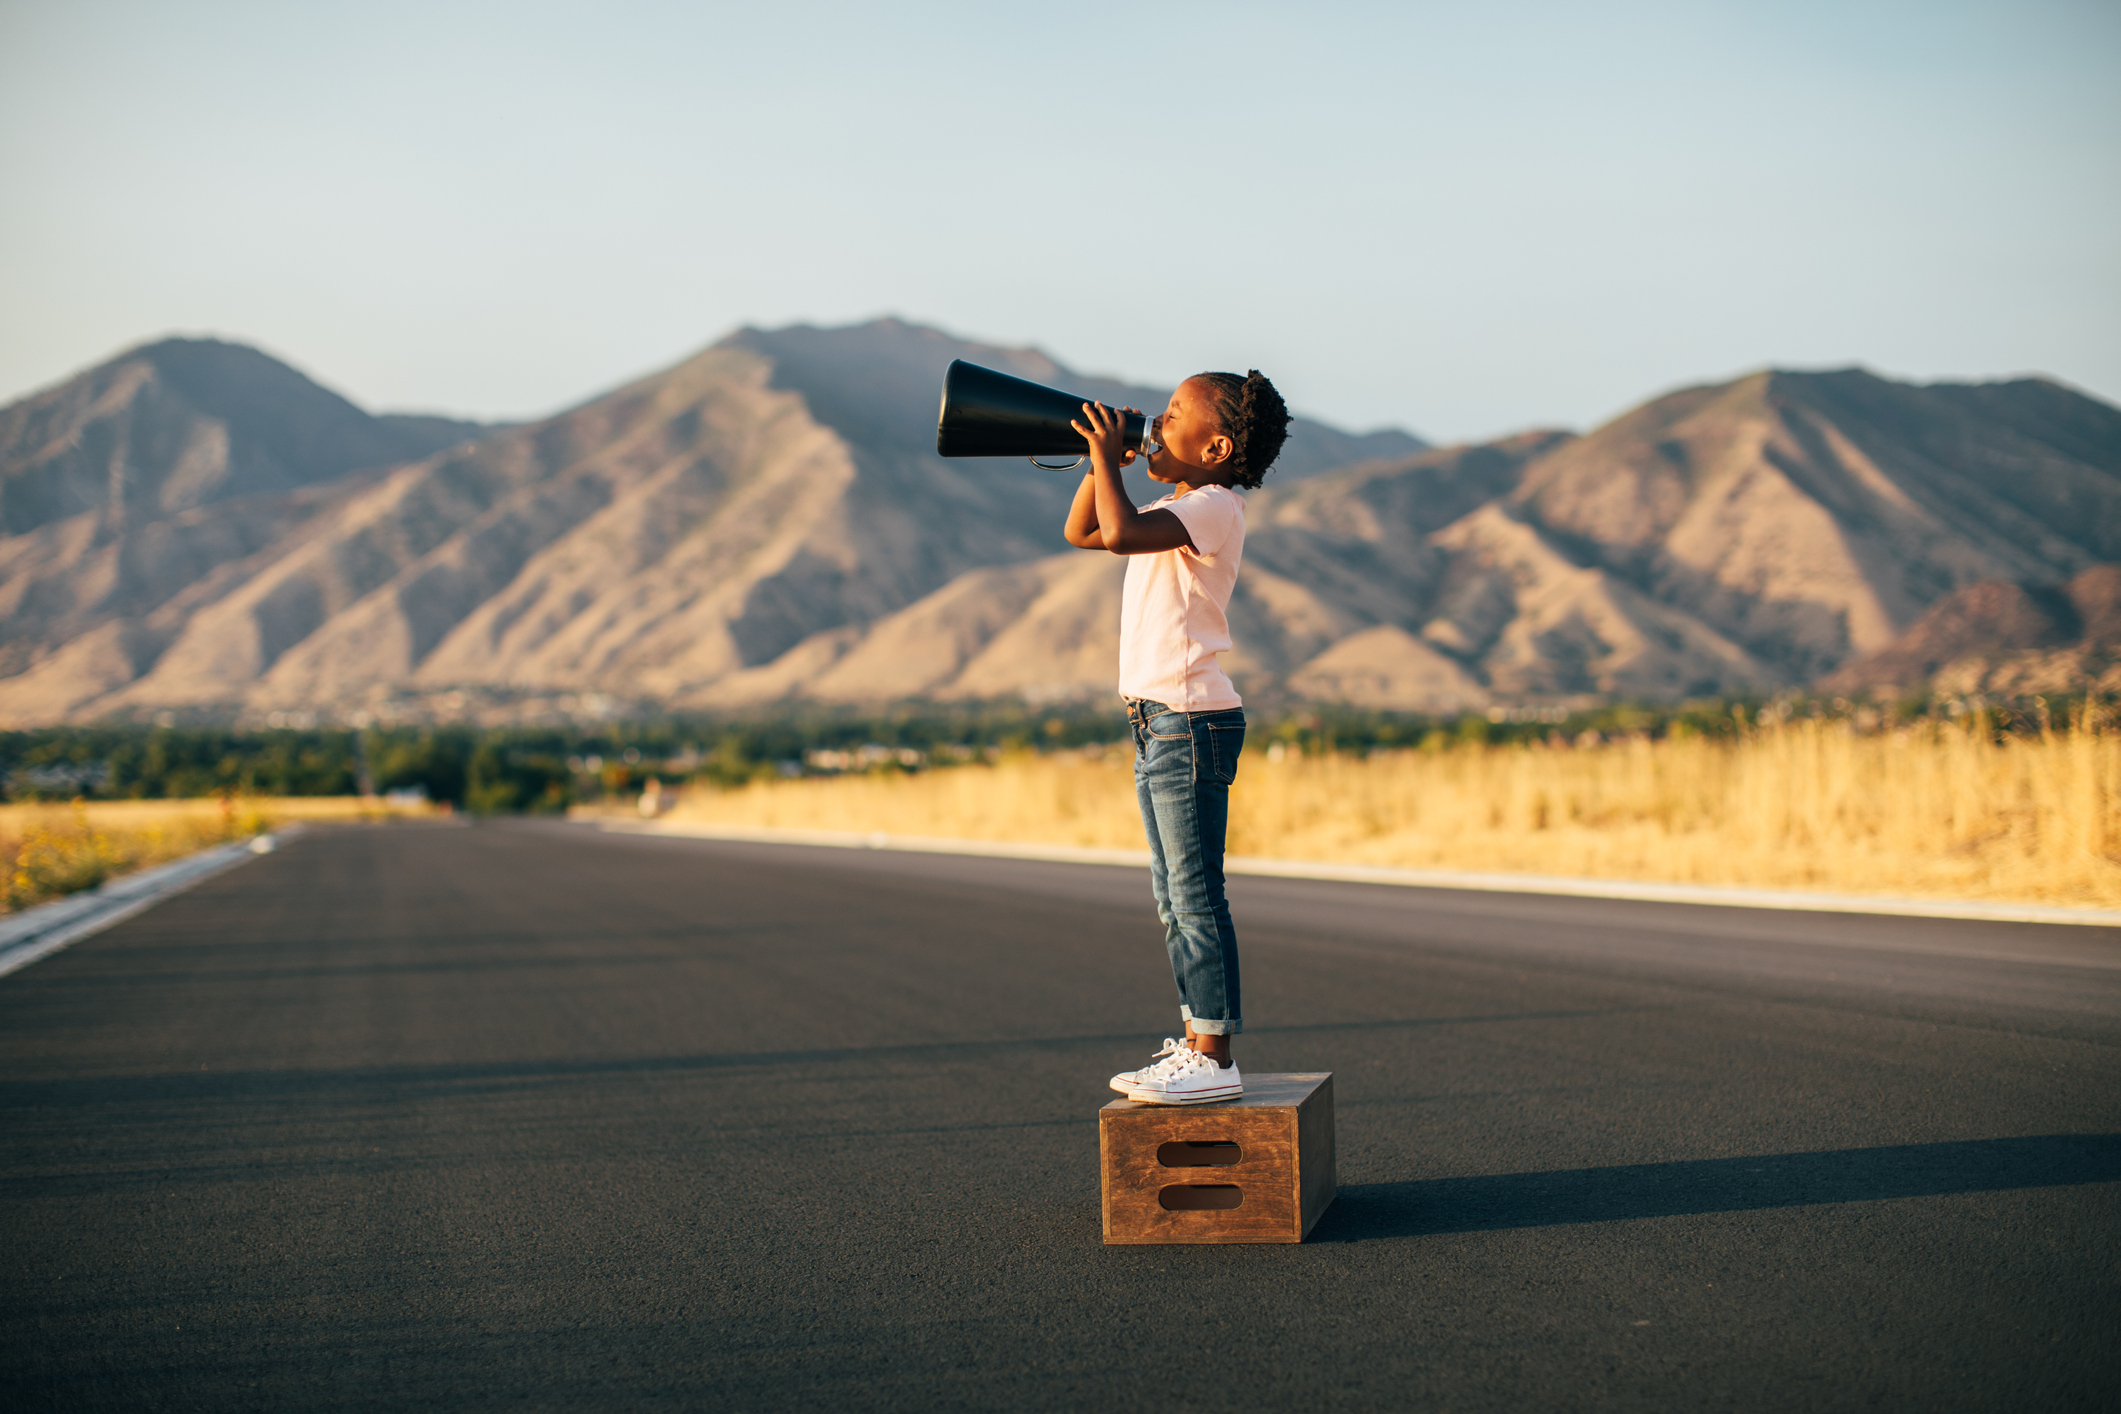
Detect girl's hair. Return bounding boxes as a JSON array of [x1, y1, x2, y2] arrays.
[[1193, 370, 1292, 489]]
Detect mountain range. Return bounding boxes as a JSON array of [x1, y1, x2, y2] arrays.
[[1, 319, 2115, 725]]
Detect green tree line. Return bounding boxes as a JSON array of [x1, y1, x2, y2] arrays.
[[1, 692, 2084, 813]]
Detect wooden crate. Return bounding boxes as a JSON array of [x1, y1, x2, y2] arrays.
[[1100, 1073, 1335, 1244]]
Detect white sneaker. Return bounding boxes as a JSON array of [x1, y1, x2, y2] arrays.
[[1122, 1049, 1243, 1106], [1110, 1038, 1194, 1095]]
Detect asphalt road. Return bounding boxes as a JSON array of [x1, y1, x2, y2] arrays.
[[3, 821, 2117, 1412]]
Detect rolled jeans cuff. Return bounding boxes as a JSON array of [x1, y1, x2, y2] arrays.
[[1180, 1005, 1243, 1036]]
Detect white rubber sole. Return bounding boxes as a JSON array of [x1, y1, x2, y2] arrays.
[[1120, 1083, 1244, 1106]]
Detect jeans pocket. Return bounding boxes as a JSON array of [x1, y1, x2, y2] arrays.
[[1144, 711, 1191, 740], [1205, 722, 1245, 784]]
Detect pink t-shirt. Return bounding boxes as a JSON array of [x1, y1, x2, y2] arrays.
[[1117, 484, 1246, 711]]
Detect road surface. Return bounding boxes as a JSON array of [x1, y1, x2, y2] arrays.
[[3, 821, 2116, 1411]]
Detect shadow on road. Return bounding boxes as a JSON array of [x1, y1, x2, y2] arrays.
[[1314, 1134, 2121, 1241]]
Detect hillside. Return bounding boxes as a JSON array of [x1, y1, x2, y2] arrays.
[[1510, 368, 2121, 682], [1821, 564, 2121, 697], [0, 339, 486, 697]]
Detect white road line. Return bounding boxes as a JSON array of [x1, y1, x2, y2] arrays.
[[0, 835, 279, 980]]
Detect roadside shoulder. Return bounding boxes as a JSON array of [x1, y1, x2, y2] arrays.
[[595, 818, 2121, 929], [0, 832, 286, 980]]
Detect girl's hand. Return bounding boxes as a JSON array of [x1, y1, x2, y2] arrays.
[[1069, 402, 1138, 472]]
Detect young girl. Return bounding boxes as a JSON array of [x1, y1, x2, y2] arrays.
[[1063, 371, 1292, 1105]]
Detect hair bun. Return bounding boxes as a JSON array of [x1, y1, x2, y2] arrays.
[[1193, 370, 1291, 489]]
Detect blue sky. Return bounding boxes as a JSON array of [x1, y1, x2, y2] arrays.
[[1, 0, 2114, 441]]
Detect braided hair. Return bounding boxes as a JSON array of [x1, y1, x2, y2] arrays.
[[1192, 370, 1292, 490]]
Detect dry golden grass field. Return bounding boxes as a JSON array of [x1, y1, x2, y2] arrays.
[[657, 711, 2121, 909], [1, 796, 433, 913]]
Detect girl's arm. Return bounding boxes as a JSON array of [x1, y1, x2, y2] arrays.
[[1063, 471, 1105, 548], [1066, 401, 1194, 555]]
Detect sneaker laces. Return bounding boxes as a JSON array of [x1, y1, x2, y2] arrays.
[[1139, 1046, 1229, 1089], [1130, 1038, 1194, 1082]]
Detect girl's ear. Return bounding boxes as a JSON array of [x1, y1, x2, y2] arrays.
[[1203, 434, 1235, 467]]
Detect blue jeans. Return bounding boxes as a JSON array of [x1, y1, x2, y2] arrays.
[[1126, 699, 1245, 1036]]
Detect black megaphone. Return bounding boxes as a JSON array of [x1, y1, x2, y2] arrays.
[[935, 360, 1154, 470]]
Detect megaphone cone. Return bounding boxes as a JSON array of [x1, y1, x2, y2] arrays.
[[936, 360, 1150, 467]]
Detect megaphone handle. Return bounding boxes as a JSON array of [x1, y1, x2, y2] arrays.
[[1028, 455, 1087, 471]]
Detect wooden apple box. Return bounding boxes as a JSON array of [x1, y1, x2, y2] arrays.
[[1100, 1072, 1335, 1244]]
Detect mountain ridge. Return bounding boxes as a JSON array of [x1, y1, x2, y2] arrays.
[[1, 321, 2114, 725]]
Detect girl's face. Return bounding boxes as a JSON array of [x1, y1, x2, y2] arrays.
[[1146, 378, 1235, 485]]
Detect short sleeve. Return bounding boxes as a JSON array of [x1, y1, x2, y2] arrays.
[[1165, 486, 1244, 557]]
